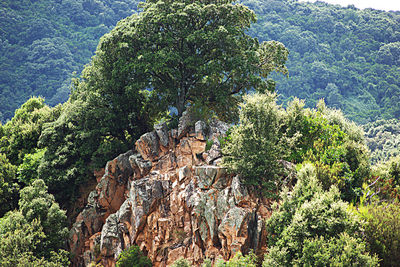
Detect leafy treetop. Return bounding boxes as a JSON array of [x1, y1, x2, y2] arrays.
[[79, 0, 288, 122]]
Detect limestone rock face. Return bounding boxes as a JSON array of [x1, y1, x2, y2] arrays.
[[69, 120, 273, 267]]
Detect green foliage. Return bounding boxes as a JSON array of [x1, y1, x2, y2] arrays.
[[116, 245, 152, 267], [354, 200, 400, 267], [264, 163, 378, 266], [222, 92, 286, 195], [0, 211, 69, 267], [299, 233, 379, 267], [18, 179, 69, 258], [0, 180, 69, 267], [0, 97, 57, 165], [3, 0, 400, 125], [0, 0, 142, 121], [216, 251, 258, 267], [17, 148, 45, 186], [244, 0, 400, 123], [0, 153, 19, 217], [171, 258, 192, 267], [223, 94, 370, 200], [87, 0, 287, 121], [36, 0, 289, 206], [283, 99, 370, 201], [202, 258, 212, 267], [371, 157, 400, 201], [0, 97, 58, 216], [38, 79, 150, 204], [364, 119, 400, 164]]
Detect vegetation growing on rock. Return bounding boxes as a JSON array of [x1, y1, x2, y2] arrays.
[[0, 0, 400, 266]]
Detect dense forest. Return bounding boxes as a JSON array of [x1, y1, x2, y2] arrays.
[[0, 0, 141, 121], [1, 0, 400, 124], [243, 0, 400, 124], [1, 0, 400, 266]]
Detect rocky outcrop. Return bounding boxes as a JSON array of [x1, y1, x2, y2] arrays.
[[69, 119, 274, 266]]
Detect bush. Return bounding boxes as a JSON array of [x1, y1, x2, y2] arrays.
[[372, 156, 400, 201], [116, 246, 152, 267], [171, 258, 192, 267], [222, 92, 286, 196], [286, 100, 370, 201], [355, 200, 400, 266], [17, 148, 45, 186], [222, 94, 370, 200], [0, 209, 69, 267], [215, 251, 258, 267], [300, 233, 378, 266], [264, 163, 378, 266], [0, 153, 19, 217]]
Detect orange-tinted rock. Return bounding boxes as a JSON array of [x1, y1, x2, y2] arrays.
[[69, 120, 275, 267]]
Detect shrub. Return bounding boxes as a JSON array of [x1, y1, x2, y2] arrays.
[[215, 251, 258, 267], [264, 164, 378, 266], [116, 246, 152, 267], [286, 100, 370, 201], [222, 95, 370, 200], [0, 210, 69, 267], [171, 258, 192, 267], [17, 148, 45, 186], [355, 200, 400, 266], [222, 92, 286, 196], [372, 156, 400, 201], [0, 153, 19, 217], [300, 233, 378, 266]]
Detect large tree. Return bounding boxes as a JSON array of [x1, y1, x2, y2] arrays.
[[77, 0, 288, 121], [38, 0, 288, 206]]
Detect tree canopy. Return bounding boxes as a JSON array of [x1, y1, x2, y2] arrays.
[[78, 0, 288, 121]]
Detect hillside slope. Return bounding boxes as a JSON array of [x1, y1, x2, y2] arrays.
[[0, 0, 140, 121], [1, 0, 399, 123], [244, 0, 400, 123]]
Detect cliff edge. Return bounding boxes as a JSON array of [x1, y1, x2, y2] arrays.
[[69, 115, 274, 266]]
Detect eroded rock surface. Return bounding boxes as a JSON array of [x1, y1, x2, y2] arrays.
[[69, 120, 272, 267]]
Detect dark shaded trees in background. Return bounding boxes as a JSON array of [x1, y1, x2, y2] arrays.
[[2, 0, 400, 124], [243, 0, 400, 123], [0, 0, 141, 121]]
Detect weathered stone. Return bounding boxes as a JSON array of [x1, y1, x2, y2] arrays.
[[97, 150, 134, 214], [195, 121, 208, 140], [189, 139, 206, 155], [213, 167, 229, 189], [100, 214, 120, 257], [218, 207, 251, 257], [178, 166, 191, 182], [153, 153, 177, 173], [136, 131, 160, 161], [209, 119, 230, 137], [70, 121, 271, 267], [206, 140, 222, 165], [129, 153, 152, 177], [195, 166, 218, 189], [178, 109, 195, 139], [155, 122, 169, 147], [167, 246, 186, 265], [231, 175, 249, 206]]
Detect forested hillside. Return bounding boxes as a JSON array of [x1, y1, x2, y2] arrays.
[[244, 0, 400, 123], [1, 0, 400, 123], [1, 0, 400, 266], [0, 0, 140, 121]]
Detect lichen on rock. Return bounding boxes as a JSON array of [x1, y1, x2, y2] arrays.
[[69, 120, 274, 266]]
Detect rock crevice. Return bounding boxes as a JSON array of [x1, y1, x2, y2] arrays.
[[69, 120, 272, 266]]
